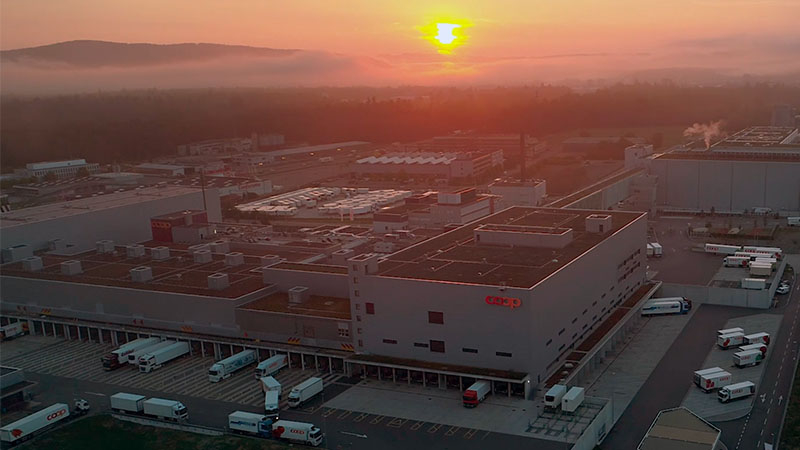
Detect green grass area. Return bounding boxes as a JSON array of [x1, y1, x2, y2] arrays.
[[781, 353, 800, 450], [19, 415, 291, 450]]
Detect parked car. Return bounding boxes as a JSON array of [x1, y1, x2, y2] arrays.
[[776, 284, 790, 295]]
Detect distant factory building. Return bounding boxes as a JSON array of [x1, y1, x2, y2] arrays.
[[489, 179, 547, 209], [15, 159, 100, 180], [353, 151, 503, 180]]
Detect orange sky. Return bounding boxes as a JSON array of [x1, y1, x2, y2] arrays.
[[2, 0, 798, 56]]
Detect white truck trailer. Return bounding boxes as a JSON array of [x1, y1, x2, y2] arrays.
[[640, 298, 691, 316], [749, 262, 772, 277], [734, 349, 764, 368], [228, 411, 273, 437], [110, 392, 146, 413], [698, 370, 732, 392], [717, 327, 744, 337], [651, 243, 663, 257], [260, 376, 281, 394], [741, 278, 766, 290], [739, 343, 768, 356], [742, 246, 782, 259], [724, 256, 750, 267], [754, 257, 777, 270], [744, 332, 770, 345], [271, 420, 324, 447], [718, 332, 746, 349], [646, 243, 654, 257], [139, 341, 190, 373], [208, 349, 256, 382], [142, 398, 188, 421], [788, 217, 800, 227], [287, 377, 323, 408], [562, 387, 585, 413], [127, 340, 175, 365], [0, 321, 27, 341], [265, 390, 280, 418], [693, 367, 725, 387], [462, 380, 491, 408], [718, 381, 755, 403], [254, 354, 288, 379], [0, 403, 71, 444], [544, 384, 568, 410], [705, 243, 741, 255], [102, 337, 160, 371]]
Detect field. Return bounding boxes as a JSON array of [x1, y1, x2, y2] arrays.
[[18, 415, 292, 450]]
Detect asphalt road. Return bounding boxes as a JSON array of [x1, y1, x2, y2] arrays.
[[713, 271, 800, 450], [24, 371, 565, 450], [600, 304, 756, 450]]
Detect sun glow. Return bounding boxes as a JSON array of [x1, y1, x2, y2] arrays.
[[422, 19, 470, 54], [435, 23, 460, 45]]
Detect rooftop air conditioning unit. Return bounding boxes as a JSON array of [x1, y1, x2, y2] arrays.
[[96, 240, 115, 254], [126, 244, 146, 258], [194, 249, 213, 264], [22, 256, 43, 272], [151, 246, 170, 260], [130, 266, 153, 283], [224, 252, 245, 266], [288, 286, 310, 304], [60, 260, 82, 275], [208, 273, 229, 290], [210, 240, 230, 254]]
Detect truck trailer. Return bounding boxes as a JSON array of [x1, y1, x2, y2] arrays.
[[208, 349, 256, 382], [265, 390, 280, 418], [0, 321, 27, 341], [271, 420, 324, 447], [228, 411, 273, 437], [717, 327, 744, 337], [102, 337, 160, 371], [0, 403, 70, 444], [139, 341, 190, 373], [741, 278, 766, 290], [260, 376, 281, 394], [110, 392, 146, 413], [287, 377, 323, 408], [651, 243, 663, 257], [749, 263, 772, 277], [788, 217, 800, 227], [126, 340, 175, 365], [739, 343, 768, 356], [744, 332, 770, 345], [462, 380, 491, 408], [254, 354, 288, 379], [693, 367, 725, 387], [734, 349, 764, 368], [544, 384, 568, 410], [724, 256, 750, 267], [742, 246, 782, 259], [640, 298, 691, 316], [718, 332, 745, 349], [718, 381, 755, 403], [698, 370, 732, 392], [705, 243, 741, 255], [562, 387, 585, 413], [142, 398, 188, 421]]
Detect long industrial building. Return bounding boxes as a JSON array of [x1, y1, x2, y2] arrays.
[[0, 205, 647, 399], [649, 126, 800, 213]]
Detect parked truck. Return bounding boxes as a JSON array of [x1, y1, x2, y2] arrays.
[[260, 376, 281, 394], [228, 411, 274, 437], [651, 243, 663, 257], [724, 256, 750, 267], [265, 390, 280, 418], [208, 349, 256, 382], [697, 370, 732, 392], [287, 377, 323, 408], [126, 340, 175, 365], [271, 420, 324, 447], [646, 243, 654, 257], [254, 354, 288, 379], [562, 387, 585, 413], [739, 343, 768, 356], [718, 332, 746, 349], [749, 262, 772, 277], [733, 349, 764, 368], [544, 384, 568, 410], [0, 321, 28, 341], [705, 243, 741, 255], [717, 327, 744, 337], [142, 398, 188, 422], [693, 367, 725, 387], [788, 217, 800, 227], [462, 380, 491, 408], [110, 392, 146, 413], [744, 332, 770, 345], [641, 298, 691, 316], [741, 278, 766, 290], [139, 341, 190, 373], [0, 402, 74, 444], [718, 381, 755, 403], [742, 246, 782, 259], [754, 257, 777, 270], [102, 337, 160, 371]]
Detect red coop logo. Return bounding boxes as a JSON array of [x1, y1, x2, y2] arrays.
[[485, 295, 522, 309]]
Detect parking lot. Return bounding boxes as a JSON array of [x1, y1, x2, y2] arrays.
[[1, 335, 344, 411]]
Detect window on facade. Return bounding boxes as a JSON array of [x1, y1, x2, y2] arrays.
[[558, 344, 566, 351], [496, 351, 512, 358], [358, 339, 363, 347], [592, 300, 598, 306], [583, 309, 588, 315], [430, 340, 445, 353], [352, 277, 358, 284], [462, 348, 478, 353], [354, 290, 360, 297], [356, 315, 361, 322], [383, 339, 398, 344], [558, 328, 565, 336], [357, 328, 362, 334], [428, 311, 444, 324], [337, 323, 350, 338], [571, 318, 577, 324], [546, 338, 553, 346], [365, 302, 375, 314], [414, 342, 429, 348]]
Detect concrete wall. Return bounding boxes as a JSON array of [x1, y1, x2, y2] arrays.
[[652, 158, 800, 212], [235, 308, 351, 350], [0, 189, 222, 255], [564, 176, 633, 210], [574, 399, 614, 450], [658, 282, 773, 309]]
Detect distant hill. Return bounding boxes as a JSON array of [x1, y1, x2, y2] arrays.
[[0, 40, 299, 67]]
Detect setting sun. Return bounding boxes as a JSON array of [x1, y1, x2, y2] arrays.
[[435, 23, 460, 45], [421, 19, 470, 55]]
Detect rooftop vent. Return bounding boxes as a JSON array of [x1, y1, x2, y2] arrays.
[[49, 239, 67, 252], [96, 240, 115, 254], [224, 252, 245, 267], [260, 255, 282, 267], [130, 266, 153, 283], [193, 249, 212, 264], [585, 214, 613, 234], [210, 240, 230, 254], [331, 248, 354, 265], [151, 246, 170, 260], [208, 273, 229, 290], [288, 286, 310, 304], [22, 256, 43, 272], [474, 224, 574, 249], [126, 244, 146, 258], [187, 243, 209, 254], [60, 260, 82, 275]]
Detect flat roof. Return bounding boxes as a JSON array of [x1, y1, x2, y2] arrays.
[[639, 407, 720, 450], [238, 292, 350, 320], [0, 246, 269, 299], [0, 185, 202, 229], [376, 207, 644, 288]]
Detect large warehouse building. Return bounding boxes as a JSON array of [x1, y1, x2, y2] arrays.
[[0, 205, 647, 398], [650, 126, 800, 213]]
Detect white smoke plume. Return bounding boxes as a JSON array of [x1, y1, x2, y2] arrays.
[[683, 120, 725, 149]]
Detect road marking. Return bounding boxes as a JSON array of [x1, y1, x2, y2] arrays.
[[463, 428, 478, 439], [410, 421, 424, 431], [337, 410, 352, 420], [445, 426, 460, 436], [386, 418, 406, 428], [369, 415, 385, 425], [322, 408, 337, 417], [482, 431, 491, 440], [353, 413, 369, 423], [340, 431, 367, 439], [84, 391, 106, 396], [427, 423, 442, 434]]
